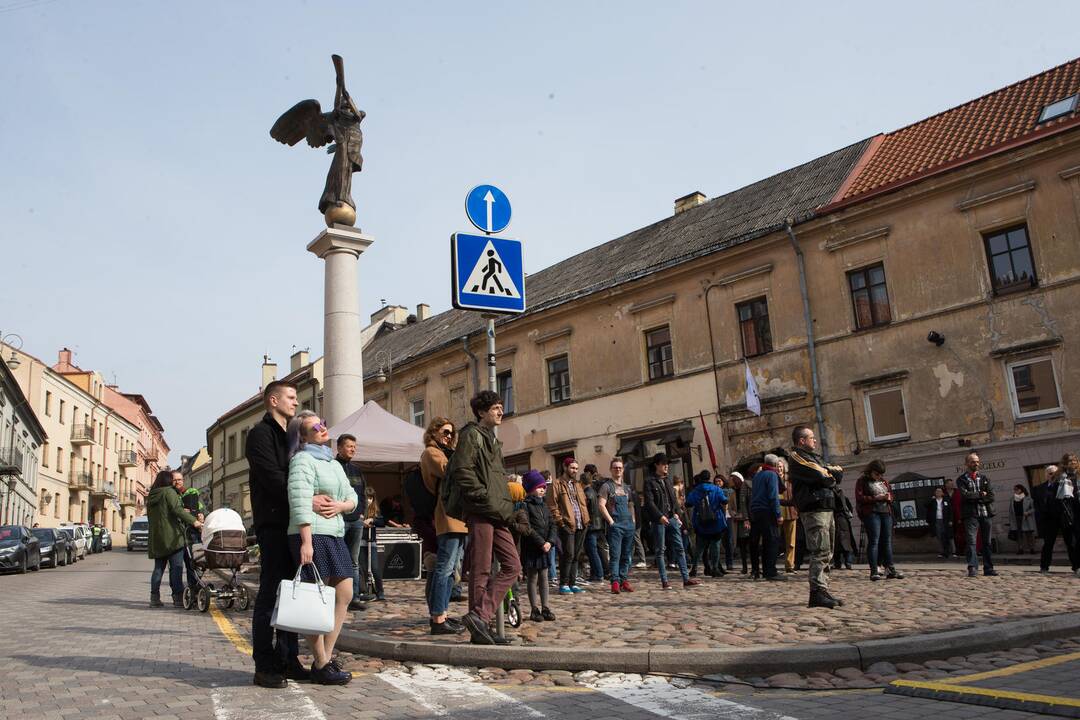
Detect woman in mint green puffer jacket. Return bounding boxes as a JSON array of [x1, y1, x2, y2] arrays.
[[285, 410, 358, 685]]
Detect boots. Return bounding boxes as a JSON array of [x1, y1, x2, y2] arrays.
[[807, 589, 837, 609], [150, 593, 164, 608], [172, 594, 184, 608]]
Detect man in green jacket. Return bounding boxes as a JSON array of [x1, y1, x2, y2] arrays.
[[444, 390, 520, 645]]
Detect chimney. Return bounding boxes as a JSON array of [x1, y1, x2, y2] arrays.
[[260, 355, 277, 392], [369, 305, 409, 326], [290, 349, 310, 373], [674, 191, 707, 214], [416, 303, 430, 321], [58, 348, 73, 366]]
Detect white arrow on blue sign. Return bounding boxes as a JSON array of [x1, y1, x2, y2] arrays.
[[465, 184, 511, 234], [451, 232, 526, 314]]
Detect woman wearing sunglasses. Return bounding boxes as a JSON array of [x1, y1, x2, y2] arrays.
[[285, 410, 359, 685], [420, 416, 464, 635]]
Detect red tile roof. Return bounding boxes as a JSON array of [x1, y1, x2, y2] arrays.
[[831, 57, 1080, 206]]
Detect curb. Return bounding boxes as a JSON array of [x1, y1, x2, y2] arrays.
[[335, 612, 1080, 676]]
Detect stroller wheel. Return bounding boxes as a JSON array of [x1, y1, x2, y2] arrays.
[[182, 586, 195, 610], [197, 587, 211, 612], [235, 584, 251, 611], [219, 593, 234, 610]]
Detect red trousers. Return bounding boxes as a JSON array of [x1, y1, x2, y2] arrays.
[[466, 514, 521, 623]]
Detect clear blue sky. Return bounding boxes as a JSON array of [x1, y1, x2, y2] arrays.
[[2, 1, 1078, 464]]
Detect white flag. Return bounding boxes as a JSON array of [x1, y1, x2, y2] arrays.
[[745, 362, 761, 416]]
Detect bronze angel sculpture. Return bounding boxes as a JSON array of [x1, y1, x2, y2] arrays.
[[270, 54, 366, 227]]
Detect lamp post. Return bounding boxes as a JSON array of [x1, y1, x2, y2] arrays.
[[0, 331, 23, 370], [374, 350, 393, 414]]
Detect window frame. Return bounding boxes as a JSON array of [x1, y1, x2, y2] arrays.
[[547, 354, 571, 405], [645, 326, 674, 381], [982, 224, 1038, 296], [1037, 94, 1078, 124], [847, 263, 892, 330], [735, 296, 773, 358], [1005, 356, 1063, 420], [863, 386, 910, 443], [408, 398, 426, 428], [496, 370, 515, 416]]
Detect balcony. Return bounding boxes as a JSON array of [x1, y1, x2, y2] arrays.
[[121, 491, 137, 506], [91, 481, 117, 498], [69, 471, 93, 490], [0, 447, 23, 476], [117, 450, 137, 468], [71, 424, 95, 446]]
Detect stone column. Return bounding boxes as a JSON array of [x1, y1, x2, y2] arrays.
[[307, 224, 374, 428]]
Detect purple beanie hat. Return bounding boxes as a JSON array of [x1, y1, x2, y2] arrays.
[[522, 470, 546, 493]]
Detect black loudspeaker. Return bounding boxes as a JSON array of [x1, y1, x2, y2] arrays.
[[379, 541, 422, 580]]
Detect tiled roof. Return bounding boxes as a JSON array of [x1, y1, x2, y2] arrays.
[[835, 57, 1080, 204], [362, 139, 872, 376]]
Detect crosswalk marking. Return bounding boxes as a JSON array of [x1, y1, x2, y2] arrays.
[[212, 684, 329, 720], [588, 676, 800, 720], [377, 666, 545, 718]]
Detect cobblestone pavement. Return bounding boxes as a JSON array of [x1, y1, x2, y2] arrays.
[[331, 562, 1078, 648], [2, 551, 1075, 720]]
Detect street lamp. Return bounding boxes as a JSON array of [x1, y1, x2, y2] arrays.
[[0, 331, 23, 370], [374, 350, 393, 413]]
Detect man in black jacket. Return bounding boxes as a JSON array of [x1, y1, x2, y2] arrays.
[[642, 453, 701, 590], [925, 486, 953, 558], [957, 451, 998, 578], [787, 425, 844, 609], [246, 380, 304, 689]]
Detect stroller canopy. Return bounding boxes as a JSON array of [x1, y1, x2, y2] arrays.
[[201, 508, 245, 545]]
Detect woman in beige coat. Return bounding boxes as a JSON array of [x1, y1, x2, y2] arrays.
[[420, 416, 466, 635]]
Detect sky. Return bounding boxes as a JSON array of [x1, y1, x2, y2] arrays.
[[2, 1, 1079, 464]]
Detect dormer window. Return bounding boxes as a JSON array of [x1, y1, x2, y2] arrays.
[[1037, 94, 1077, 124]]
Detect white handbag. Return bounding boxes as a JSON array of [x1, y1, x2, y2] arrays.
[[270, 563, 335, 635]]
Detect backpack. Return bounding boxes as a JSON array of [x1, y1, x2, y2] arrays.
[[404, 466, 437, 520], [696, 489, 717, 525]]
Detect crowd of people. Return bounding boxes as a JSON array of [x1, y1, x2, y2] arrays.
[[225, 380, 1080, 688]]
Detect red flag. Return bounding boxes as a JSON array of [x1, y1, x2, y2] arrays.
[[698, 410, 717, 471]]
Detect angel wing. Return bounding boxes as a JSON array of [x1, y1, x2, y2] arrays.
[[269, 99, 333, 148]]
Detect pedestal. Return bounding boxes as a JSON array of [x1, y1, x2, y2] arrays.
[[307, 224, 374, 428]]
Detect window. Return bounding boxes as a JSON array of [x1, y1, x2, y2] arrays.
[[59, 400, 65, 424], [646, 326, 674, 380], [45, 391, 52, 416], [864, 387, 909, 442], [547, 355, 571, 404], [56, 448, 63, 473], [504, 452, 531, 477], [497, 371, 515, 415], [409, 399, 425, 428], [848, 264, 892, 329], [1006, 357, 1061, 419], [42, 442, 49, 467], [1038, 94, 1078, 124], [240, 429, 248, 456], [983, 225, 1036, 294], [736, 297, 773, 357], [227, 434, 237, 462]]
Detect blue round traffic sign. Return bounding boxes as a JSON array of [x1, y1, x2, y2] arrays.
[[465, 184, 511, 234]]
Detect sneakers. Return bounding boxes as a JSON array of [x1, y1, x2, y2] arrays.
[[541, 607, 556, 621], [558, 585, 574, 595], [611, 581, 621, 594], [570, 585, 586, 594], [620, 580, 634, 593], [149, 594, 164, 608], [870, 570, 882, 581], [984, 568, 999, 577], [967, 568, 977, 577], [253, 671, 287, 689], [462, 612, 495, 645], [807, 590, 837, 609], [634, 561, 647, 569], [347, 600, 367, 611], [683, 578, 702, 588], [530, 607, 543, 622], [886, 567, 905, 580], [171, 594, 184, 608], [661, 581, 672, 590], [310, 662, 351, 685]]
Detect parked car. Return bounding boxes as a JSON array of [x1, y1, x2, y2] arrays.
[[58, 525, 88, 560], [0, 525, 42, 574], [101, 528, 113, 551], [127, 517, 149, 552], [32, 527, 72, 568]]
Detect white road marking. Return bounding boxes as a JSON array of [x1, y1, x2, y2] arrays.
[[588, 675, 800, 720], [211, 683, 329, 720], [377, 666, 545, 718]]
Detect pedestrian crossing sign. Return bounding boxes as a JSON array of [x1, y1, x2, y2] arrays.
[[451, 232, 526, 314]]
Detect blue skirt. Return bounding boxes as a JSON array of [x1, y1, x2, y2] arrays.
[[288, 534, 354, 582]]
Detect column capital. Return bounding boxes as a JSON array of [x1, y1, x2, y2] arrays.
[[307, 224, 374, 259]]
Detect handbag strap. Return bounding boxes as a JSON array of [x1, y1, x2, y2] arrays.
[[291, 562, 329, 603]]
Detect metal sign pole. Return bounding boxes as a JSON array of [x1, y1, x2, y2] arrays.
[[485, 318, 506, 640]]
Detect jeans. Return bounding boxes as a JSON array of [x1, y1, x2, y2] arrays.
[[692, 532, 720, 574], [607, 522, 635, 583], [344, 520, 365, 601], [802, 511, 835, 591], [749, 511, 779, 578], [428, 533, 465, 616], [652, 516, 689, 583], [865, 512, 894, 571], [963, 515, 994, 571], [466, 515, 521, 623], [558, 527, 586, 587], [150, 548, 184, 598], [933, 520, 952, 557], [584, 529, 607, 580], [721, 523, 735, 569], [251, 525, 299, 673]]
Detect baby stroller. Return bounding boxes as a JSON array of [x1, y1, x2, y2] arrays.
[[182, 508, 251, 613]]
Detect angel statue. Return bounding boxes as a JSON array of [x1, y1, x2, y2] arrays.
[[270, 54, 366, 227]]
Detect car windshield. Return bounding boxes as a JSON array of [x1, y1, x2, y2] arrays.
[[0, 526, 19, 547], [131, 521, 148, 532], [58, 528, 75, 539], [32, 529, 54, 541]]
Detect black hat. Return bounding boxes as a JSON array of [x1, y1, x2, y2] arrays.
[[651, 452, 669, 467]]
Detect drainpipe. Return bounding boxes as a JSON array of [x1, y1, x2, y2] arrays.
[[784, 220, 829, 462], [461, 336, 480, 396]]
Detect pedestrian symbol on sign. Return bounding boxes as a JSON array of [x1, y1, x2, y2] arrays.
[[462, 241, 521, 299]]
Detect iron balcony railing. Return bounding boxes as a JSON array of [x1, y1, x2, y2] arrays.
[[0, 447, 24, 475], [71, 424, 95, 444]]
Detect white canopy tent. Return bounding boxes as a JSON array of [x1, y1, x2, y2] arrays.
[[327, 400, 425, 465]]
